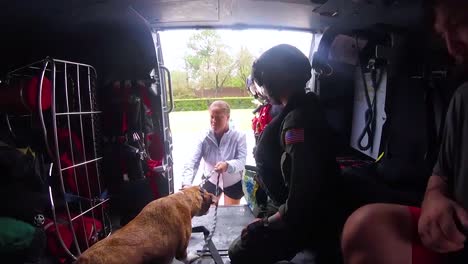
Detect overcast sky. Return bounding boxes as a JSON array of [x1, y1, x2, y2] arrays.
[[158, 29, 313, 71]]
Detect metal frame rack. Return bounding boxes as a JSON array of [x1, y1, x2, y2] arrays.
[[5, 58, 111, 261]]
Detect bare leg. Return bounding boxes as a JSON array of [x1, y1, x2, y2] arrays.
[[224, 195, 241, 205], [341, 204, 413, 264]]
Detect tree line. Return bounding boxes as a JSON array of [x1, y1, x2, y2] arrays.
[[170, 30, 255, 99]]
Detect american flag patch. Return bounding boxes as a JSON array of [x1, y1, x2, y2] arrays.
[[285, 128, 304, 145]]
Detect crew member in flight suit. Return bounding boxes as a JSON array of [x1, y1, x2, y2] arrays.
[[229, 44, 342, 264]]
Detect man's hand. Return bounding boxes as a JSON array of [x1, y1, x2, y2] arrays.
[[419, 190, 468, 253], [241, 218, 264, 242], [241, 218, 262, 240], [214, 162, 229, 173]]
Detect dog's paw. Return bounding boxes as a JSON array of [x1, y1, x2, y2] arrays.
[[182, 251, 201, 264]]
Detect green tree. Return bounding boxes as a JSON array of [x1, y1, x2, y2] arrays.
[[184, 30, 236, 96], [236, 46, 255, 85], [224, 46, 255, 90], [212, 45, 236, 95], [171, 70, 194, 99], [184, 54, 202, 83], [185, 30, 219, 81]]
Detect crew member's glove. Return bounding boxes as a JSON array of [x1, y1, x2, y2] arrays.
[[241, 218, 269, 245]]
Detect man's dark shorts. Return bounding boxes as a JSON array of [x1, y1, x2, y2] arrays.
[[203, 180, 244, 199]]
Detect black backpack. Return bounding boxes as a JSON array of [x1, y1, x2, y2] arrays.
[[0, 142, 49, 226]]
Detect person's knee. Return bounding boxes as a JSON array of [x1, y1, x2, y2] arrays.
[[228, 234, 266, 263], [342, 204, 378, 257], [341, 204, 411, 260], [228, 236, 246, 263], [224, 195, 241, 205]]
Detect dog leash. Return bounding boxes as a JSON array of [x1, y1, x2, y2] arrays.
[[198, 170, 216, 190], [198, 171, 221, 259]]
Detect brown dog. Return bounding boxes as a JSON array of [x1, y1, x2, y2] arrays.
[[75, 186, 216, 264]]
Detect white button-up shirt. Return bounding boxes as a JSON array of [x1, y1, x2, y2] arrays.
[[181, 128, 247, 188]]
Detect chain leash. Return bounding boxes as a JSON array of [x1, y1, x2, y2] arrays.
[[198, 171, 221, 256]]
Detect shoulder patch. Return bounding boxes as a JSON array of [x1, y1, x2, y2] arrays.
[[285, 128, 304, 145]]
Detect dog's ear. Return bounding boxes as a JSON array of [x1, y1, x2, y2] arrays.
[[180, 184, 192, 191], [198, 190, 217, 216]]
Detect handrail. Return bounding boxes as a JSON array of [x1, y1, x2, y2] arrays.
[[160, 65, 174, 113]]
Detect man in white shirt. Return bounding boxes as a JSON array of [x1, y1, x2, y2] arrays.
[[181, 101, 247, 205]]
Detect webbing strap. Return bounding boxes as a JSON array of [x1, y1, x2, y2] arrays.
[[192, 226, 224, 264], [196, 172, 223, 264]]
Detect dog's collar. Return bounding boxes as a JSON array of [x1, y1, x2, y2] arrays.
[[199, 187, 207, 199]]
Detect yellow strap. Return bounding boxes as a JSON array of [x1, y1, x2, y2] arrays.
[[17, 147, 35, 157], [376, 152, 385, 162]]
